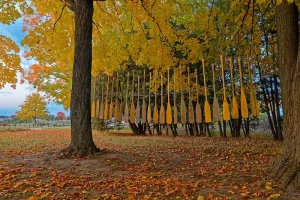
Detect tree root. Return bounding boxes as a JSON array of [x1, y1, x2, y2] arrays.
[[58, 144, 100, 158], [272, 154, 300, 191]]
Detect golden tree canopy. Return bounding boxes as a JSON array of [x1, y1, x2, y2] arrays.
[[16, 93, 49, 121]]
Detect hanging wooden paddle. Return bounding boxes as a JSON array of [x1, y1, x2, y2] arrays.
[[153, 71, 159, 125], [135, 76, 141, 125], [99, 76, 104, 120], [212, 64, 221, 122], [91, 77, 96, 118], [188, 68, 195, 124], [147, 73, 152, 123], [130, 71, 135, 122], [180, 66, 187, 124], [229, 58, 239, 119], [247, 57, 260, 117], [109, 76, 114, 120], [202, 59, 211, 123], [159, 73, 165, 125], [195, 69, 202, 123], [238, 57, 249, 119], [96, 77, 100, 118], [220, 55, 230, 121], [142, 70, 147, 124], [104, 76, 110, 120], [166, 68, 172, 125], [124, 72, 129, 123], [115, 72, 120, 121], [117, 74, 123, 122], [173, 71, 178, 125]]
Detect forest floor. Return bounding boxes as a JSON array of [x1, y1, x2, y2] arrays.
[[0, 129, 299, 200]]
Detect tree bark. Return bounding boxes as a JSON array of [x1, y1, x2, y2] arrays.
[[61, 0, 99, 157], [273, 0, 300, 191]]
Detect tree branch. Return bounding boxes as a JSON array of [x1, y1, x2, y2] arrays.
[[64, 0, 75, 12]]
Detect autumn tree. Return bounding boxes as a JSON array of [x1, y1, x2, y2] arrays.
[[16, 93, 49, 126], [272, 0, 300, 191], [0, 1, 24, 89], [0, 35, 22, 89], [56, 112, 66, 120]]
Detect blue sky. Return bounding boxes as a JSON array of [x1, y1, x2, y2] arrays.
[[0, 19, 70, 116]]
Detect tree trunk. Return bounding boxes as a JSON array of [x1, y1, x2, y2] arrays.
[[273, 0, 300, 191], [61, 0, 99, 157]]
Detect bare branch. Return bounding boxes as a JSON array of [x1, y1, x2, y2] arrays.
[[53, 2, 66, 34]]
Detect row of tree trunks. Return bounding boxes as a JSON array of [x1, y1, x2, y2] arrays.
[[259, 68, 283, 140]]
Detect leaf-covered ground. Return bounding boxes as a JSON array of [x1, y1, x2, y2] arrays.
[[0, 129, 299, 199]]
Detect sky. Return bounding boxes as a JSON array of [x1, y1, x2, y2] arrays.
[[0, 19, 70, 116]]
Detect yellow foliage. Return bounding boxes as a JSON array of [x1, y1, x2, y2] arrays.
[[16, 93, 49, 122], [0, 35, 21, 89], [15, 0, 278, 112]]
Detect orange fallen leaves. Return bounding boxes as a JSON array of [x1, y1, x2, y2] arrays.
[[0, 130, 295, 199]]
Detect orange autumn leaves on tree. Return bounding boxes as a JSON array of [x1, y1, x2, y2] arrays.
[[24, 63, 72, 110], [16, 93, 49, 124]]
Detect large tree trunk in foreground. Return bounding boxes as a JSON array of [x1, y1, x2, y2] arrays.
[[61, 0, 99, 157], [273, 0, 300, 191]]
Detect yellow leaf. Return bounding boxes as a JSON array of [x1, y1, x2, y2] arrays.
[[265, 185, 272, 190], [27, 196, 37, 200], [269, 193, 280, 198], [197, 195, 204, 200], [240, 192, 249, 197]]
